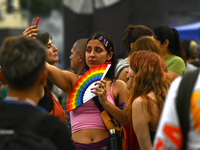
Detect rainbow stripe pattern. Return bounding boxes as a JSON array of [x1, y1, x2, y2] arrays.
[[67, 64, 111, 112]]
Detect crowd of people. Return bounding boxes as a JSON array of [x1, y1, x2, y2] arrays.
[[0, 23, 200, 150]]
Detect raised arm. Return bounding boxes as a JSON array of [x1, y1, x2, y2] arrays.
[[22, 26, 39, 38], [46, 62, 79, 97]]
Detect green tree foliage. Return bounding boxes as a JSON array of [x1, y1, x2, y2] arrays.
[[20, 0, 62, 16]]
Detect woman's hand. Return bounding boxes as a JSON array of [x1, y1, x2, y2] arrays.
[[22, 26, 39, 39], [91, 80, 108, 105]]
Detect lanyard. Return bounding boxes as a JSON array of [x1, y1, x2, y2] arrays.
[[4, 96, 37, 106], [3, 96, 48, 113]]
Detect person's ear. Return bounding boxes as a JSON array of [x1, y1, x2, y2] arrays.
[[130, 42, 134, 49], [107, 52, 113, 61], [0, 70, 7, 84], [164, 39, 169, 47], [79, 53, 84, 62]]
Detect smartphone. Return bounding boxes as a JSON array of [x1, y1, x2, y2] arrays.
[[29, 17, 40, 27]]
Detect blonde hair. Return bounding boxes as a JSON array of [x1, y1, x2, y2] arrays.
[[189, 40, 198, 53]]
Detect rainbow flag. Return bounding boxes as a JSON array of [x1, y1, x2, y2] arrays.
[[67, 64, 111, 112]]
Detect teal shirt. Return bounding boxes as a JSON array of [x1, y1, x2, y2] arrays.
[[165, 55, 186, 75], [0, 86, 8, 100]]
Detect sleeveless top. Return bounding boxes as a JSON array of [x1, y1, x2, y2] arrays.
[[129, 123, 155, 150], [130, 123, 140, 150], [70, 82, 115, 133], [38, 85, 66, 122]]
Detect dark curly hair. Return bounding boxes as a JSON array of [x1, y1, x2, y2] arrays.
[[122, 25, 154, 53]]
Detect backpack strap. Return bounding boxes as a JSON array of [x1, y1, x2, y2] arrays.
[[176, 70, 199, 150], [93, 96, 104, 112], [93, 96, 119, 128]]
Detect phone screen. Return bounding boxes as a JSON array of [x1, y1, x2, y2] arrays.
[[29, 17, 40, 27]]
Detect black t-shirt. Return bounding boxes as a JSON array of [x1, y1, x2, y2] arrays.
[[38, 86, 53, 112], [0, 101, 74, 150]]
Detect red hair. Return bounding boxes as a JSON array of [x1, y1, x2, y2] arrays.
[[124, 51, 171, 121]]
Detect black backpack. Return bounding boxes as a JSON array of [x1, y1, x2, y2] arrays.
[[0, 110, 58, 150], [176, 70, 199, 150]]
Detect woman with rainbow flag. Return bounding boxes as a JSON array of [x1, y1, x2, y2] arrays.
[[45, 32, 129, 150]]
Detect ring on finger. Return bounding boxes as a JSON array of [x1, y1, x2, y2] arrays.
[[101, 84, 105, 88], [29, 34, 31, 37]]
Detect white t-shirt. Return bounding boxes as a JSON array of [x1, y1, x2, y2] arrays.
[[153, 73, 200, 150]]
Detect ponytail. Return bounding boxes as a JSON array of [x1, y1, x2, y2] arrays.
[[154, 26, 186, 63], [171, 28, 186, 63]]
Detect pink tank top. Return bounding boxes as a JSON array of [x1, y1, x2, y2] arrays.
[[70, 82, 115, 133]]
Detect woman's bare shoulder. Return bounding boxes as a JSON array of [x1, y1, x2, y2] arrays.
[[113, 79, 127, 92], [132, 96, 143, 108], [114, 79, 127, 86]]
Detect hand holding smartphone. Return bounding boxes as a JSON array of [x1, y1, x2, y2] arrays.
[[29, 17, 40, 27]]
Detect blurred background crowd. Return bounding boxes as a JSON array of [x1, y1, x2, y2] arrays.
[[1, 0, 200, 70]]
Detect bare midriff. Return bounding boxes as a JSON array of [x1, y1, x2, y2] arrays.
[[72, 129, 109, 144]]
